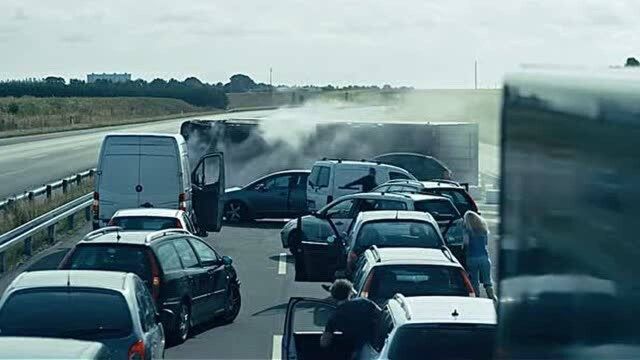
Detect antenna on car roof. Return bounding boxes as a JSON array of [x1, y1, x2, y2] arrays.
[[66, 272, 71, 287]]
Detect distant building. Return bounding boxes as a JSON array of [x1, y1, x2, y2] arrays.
[[87, 73, 131, 83]]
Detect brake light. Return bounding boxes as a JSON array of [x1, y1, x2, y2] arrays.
[[147, 251, 161, 301], [128, 340, 145, 360], [361, 272, 374, 299], [461, 270, 476, 297], [92, 192, 99, 220], [178, 192, 186, 211]]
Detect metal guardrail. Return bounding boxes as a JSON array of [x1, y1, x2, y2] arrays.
[[0, 169, 95, 211], [0, 193, 92, 273]]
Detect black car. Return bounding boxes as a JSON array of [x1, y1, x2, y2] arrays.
[[59, 227, 241, 344], [223, 170, 310, 222]]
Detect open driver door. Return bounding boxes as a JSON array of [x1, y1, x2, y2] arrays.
[[293, 215, 346, 282], [192, 152, 225, 233]]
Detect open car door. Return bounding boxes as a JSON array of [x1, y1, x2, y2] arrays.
[[192, 152, 225, 232], [294, 216, 345, 282], [283, 297, 351, 360]]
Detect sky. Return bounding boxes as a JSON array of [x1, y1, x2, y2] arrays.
[[1, 0, 638, 88]]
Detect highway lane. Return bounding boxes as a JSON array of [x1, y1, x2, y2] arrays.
[[0, 202, 499, 359]]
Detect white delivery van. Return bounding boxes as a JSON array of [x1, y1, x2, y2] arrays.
[[306, 159, 416, 211], [93, 133, 225, 234]]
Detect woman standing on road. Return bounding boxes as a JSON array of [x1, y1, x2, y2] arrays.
[[463, 211, 497, 301]]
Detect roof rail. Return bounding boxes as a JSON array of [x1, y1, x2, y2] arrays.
[[430, 179, 461, 186], [83, 226, 123, 241], [321, 157, 342, 163], [394, 293, 412, 320], [369, 245, 381, 262], [145, 229, 191, 243]]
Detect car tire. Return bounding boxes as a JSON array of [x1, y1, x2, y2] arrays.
[[288, 231, 301, 255], [221, 280, 241, 324], [171, 301, 191, 345], [224, 201, 248, 223]]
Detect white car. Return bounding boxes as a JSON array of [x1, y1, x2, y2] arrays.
[[306, 159, 416, 211], [109, 208, 200, 235], [282, 294, 497, 360]]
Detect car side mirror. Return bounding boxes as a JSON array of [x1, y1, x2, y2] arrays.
[[222, 255, 233, 266]]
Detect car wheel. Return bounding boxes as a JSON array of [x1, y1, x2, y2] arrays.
[[172, 301, 191, 344], [225, 201, 248, 223], [221, 280, 241, 324]]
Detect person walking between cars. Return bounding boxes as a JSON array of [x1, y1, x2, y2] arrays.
[[320, 279, 381, 359], [463, 211, 498, 302], [340, 168, 378, 192]]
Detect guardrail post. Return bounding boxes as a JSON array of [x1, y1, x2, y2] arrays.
[[24, 236, 32, 257], [0, 252, 5, 274], [76, 174, 82, 186], [84, 206, 91, 221], [27, 191, 34, 201], [68, 212, 75, 229], [62, 179, 68, 194], [89, 169, 95, 178], [47, 224, 57, 244], [46, 185, 52, 199]]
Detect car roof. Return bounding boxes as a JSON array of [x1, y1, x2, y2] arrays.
[[251, 169, 310, 184], [105, 132, 183, 141], [81, 230, 153, 245], [0, 337, 107, 358], [389, 296, 497, 326], [419, 181, 464, 189], [314, 159, 408, 170], [358, 210, 436, 223], [365, 247, 462, 268], [401, 193, 453, 202], [112, 208, 183, 218], [9, 270, 131, 293]]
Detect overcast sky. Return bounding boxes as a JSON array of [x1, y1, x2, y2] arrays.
[[1, 0, 638, 88]]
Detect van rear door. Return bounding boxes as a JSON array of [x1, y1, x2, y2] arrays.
[[138, 137, 181, 209], [192, 153, 225, 232], [97, 136, 140, 222]]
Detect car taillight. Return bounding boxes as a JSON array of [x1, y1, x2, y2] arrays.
[[128, 340, 145, 360], [147, 251, 161, 301], [178, 192, 186, 211], [461, 270, 476, 297], [92, 192, 99, 219], [361, 272, 374, 299]]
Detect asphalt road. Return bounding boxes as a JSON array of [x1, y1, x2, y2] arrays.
[[0, 106, 501, 200], [1, 202, 499, 359]]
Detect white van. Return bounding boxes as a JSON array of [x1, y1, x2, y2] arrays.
[[93, 133, 225, 234], [306, 159, 416, 211]]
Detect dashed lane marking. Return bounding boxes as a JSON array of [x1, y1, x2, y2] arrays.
[[272, 335, 282, 360], [278, 253, 288, 275]]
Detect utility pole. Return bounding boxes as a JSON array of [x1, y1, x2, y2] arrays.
[[474, 60, 478, 90], [269, 67, 273, 89]]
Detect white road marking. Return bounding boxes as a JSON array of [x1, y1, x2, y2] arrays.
[[272, 334, 282, 360], [278, 253, 288, 275]]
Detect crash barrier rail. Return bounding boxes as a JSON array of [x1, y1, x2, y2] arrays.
[[0, 193, 92, 274], [0, 169, 95, 212]]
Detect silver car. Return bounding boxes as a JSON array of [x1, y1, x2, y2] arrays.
[[0, 270, 165, 359]]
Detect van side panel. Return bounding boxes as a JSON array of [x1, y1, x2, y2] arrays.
[[97, 136, 140, 222], [138, 137, 181, 209]]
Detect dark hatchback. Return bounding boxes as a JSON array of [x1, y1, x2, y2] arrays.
[[59, 228, 241, 344]]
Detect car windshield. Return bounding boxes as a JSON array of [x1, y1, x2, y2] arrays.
[[354, 221, 441, 252], [0, 289, 132, 340], [368, 265, 469, 303], [388, 324, 496, 360], [111, 216, 177, 231], [65, 244, 152, 284], [413, 200, 460, 221]]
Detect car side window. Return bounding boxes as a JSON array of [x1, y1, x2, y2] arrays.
[[156, 242, 183, 272], [189, 238, 219, 265], [135, 278, 156, 332], [387, 185, 404, 192], [172, 239, 200, 268], [375, 185, 390, 192], [389, 171, 411, 180], [317, 167, 330, 187], [326, 199, 356, 218], [264, 175, 291, 191]]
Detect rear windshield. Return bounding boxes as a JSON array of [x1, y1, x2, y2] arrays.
[[368, 265, 469, 302], [65, 244, 152, 283], [354, 221, 442, 252], [0, 289, 132, 340], [414, 200, 460, 220], [424, 189, 473, 213], [388, 324, 496, 360], [112, 216, 177, 231]]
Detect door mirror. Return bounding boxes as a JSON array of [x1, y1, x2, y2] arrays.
[[222, 255, 233, 266]]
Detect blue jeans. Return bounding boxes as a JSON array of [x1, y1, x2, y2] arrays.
[[467, 256, 492, 295]]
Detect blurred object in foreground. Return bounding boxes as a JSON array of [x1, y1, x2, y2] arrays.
[[498, 70, 640, 359]]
